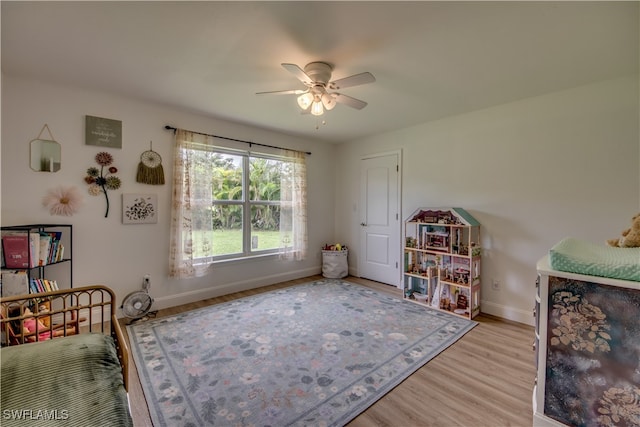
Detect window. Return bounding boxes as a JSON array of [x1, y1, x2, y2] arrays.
[[169, 129, 307, 278], [192, 153, 289, 258]]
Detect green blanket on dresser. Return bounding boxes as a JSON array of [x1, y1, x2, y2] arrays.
[[1, 333, 132, 427], [549, 237, 640, 282]]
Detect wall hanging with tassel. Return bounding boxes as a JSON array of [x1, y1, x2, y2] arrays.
[[136, 141, 165, 185]]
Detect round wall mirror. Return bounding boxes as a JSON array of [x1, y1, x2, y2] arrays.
[[30, 139, 61, 172]]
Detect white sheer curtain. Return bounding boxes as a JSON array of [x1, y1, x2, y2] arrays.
[[279, 149, 308, 261], [169, 129, 308, 279], [169, 129, 214, 278]]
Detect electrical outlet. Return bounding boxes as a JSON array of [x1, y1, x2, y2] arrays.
[[144, 274, 151, 285], [492, 279, 500, 291]]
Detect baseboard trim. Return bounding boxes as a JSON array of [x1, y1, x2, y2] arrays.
[[481, 299, 534, 326], [127, 267, 321, 317]]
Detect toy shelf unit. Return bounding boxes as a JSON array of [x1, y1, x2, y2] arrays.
[[403, 208, 481, 319]]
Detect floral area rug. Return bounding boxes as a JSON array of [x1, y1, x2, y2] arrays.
[[127, 279, 476, 427]]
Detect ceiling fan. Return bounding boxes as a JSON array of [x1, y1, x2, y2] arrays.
[[257, 62, 375, 116]]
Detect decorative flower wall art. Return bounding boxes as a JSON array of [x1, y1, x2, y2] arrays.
[[85, 151, 121, 218], [122, 194, 157, 224], [42, 185, 83, 216]]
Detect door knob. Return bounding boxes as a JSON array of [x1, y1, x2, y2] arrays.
[[360, 222, 367, 226]]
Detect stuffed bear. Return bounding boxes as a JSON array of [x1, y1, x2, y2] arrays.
[[607, 213, 640, 248]]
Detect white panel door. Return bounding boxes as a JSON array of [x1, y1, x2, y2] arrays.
[[359, 152, 400, 286]]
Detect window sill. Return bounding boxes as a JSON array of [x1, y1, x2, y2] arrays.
[[207, 251, 281, 267]]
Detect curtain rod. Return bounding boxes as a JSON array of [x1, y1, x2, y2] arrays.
[[164, 125, 311, 155]]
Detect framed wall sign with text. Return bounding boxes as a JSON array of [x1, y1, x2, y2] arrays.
[[85, 115, 122, 148]]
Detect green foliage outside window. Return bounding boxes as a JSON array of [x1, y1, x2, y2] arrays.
[[187, 148, 292, 257]]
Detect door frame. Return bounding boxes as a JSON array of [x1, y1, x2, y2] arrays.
[[358, 149, 403, 288]]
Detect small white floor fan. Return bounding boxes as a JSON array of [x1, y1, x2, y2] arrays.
[[121, 275, 154, 324]]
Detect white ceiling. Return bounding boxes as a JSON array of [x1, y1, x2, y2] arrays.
[[2, 1, 638, 143]]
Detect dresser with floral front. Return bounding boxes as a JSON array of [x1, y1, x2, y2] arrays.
[[534, 255, 640, 427]]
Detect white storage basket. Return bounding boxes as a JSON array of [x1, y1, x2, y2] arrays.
[[322, 250, 348, 278]]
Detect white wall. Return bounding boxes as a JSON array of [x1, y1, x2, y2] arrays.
[[3, 74, 638, 325], [336, 76, 640, 325], [1, 75, 337, 312]]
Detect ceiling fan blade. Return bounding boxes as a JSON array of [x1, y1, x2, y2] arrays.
[[328, 72, 376, 90], [256, 89, 307, 95], [334, 93, 368, 110], [281, 63, 313, 86]]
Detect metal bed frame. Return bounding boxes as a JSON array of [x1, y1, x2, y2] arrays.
[[0, 285, 129, 390]]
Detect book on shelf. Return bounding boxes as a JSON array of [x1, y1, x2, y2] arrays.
[[2, 233, 30, 268], [29, 278, 59, 293], [1, 271, 29, 297], [46, 231, 63, 264], [2, 230, 66, 268], [29, 278, 39, 294], [50, 242, 64, 263], [38, 233, 52, 266], [42, 231, 64, 264], [46, 279, 59, 291], [33, 230, 65, 266], [28, 233, 39, 268]]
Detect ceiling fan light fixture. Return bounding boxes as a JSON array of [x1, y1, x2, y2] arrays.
[[311, 100, 324, 116], [297, 92, 314, 110], [260, 62, 375, 119]]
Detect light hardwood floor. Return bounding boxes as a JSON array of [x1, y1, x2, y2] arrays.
[[121, 275, 536, 427]]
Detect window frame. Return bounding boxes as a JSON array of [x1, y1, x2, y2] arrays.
[[194, 147, 292, 263]]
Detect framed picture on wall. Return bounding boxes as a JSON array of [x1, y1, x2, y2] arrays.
[[85, 115, 122, 148], [122, 194, 157, 224]]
